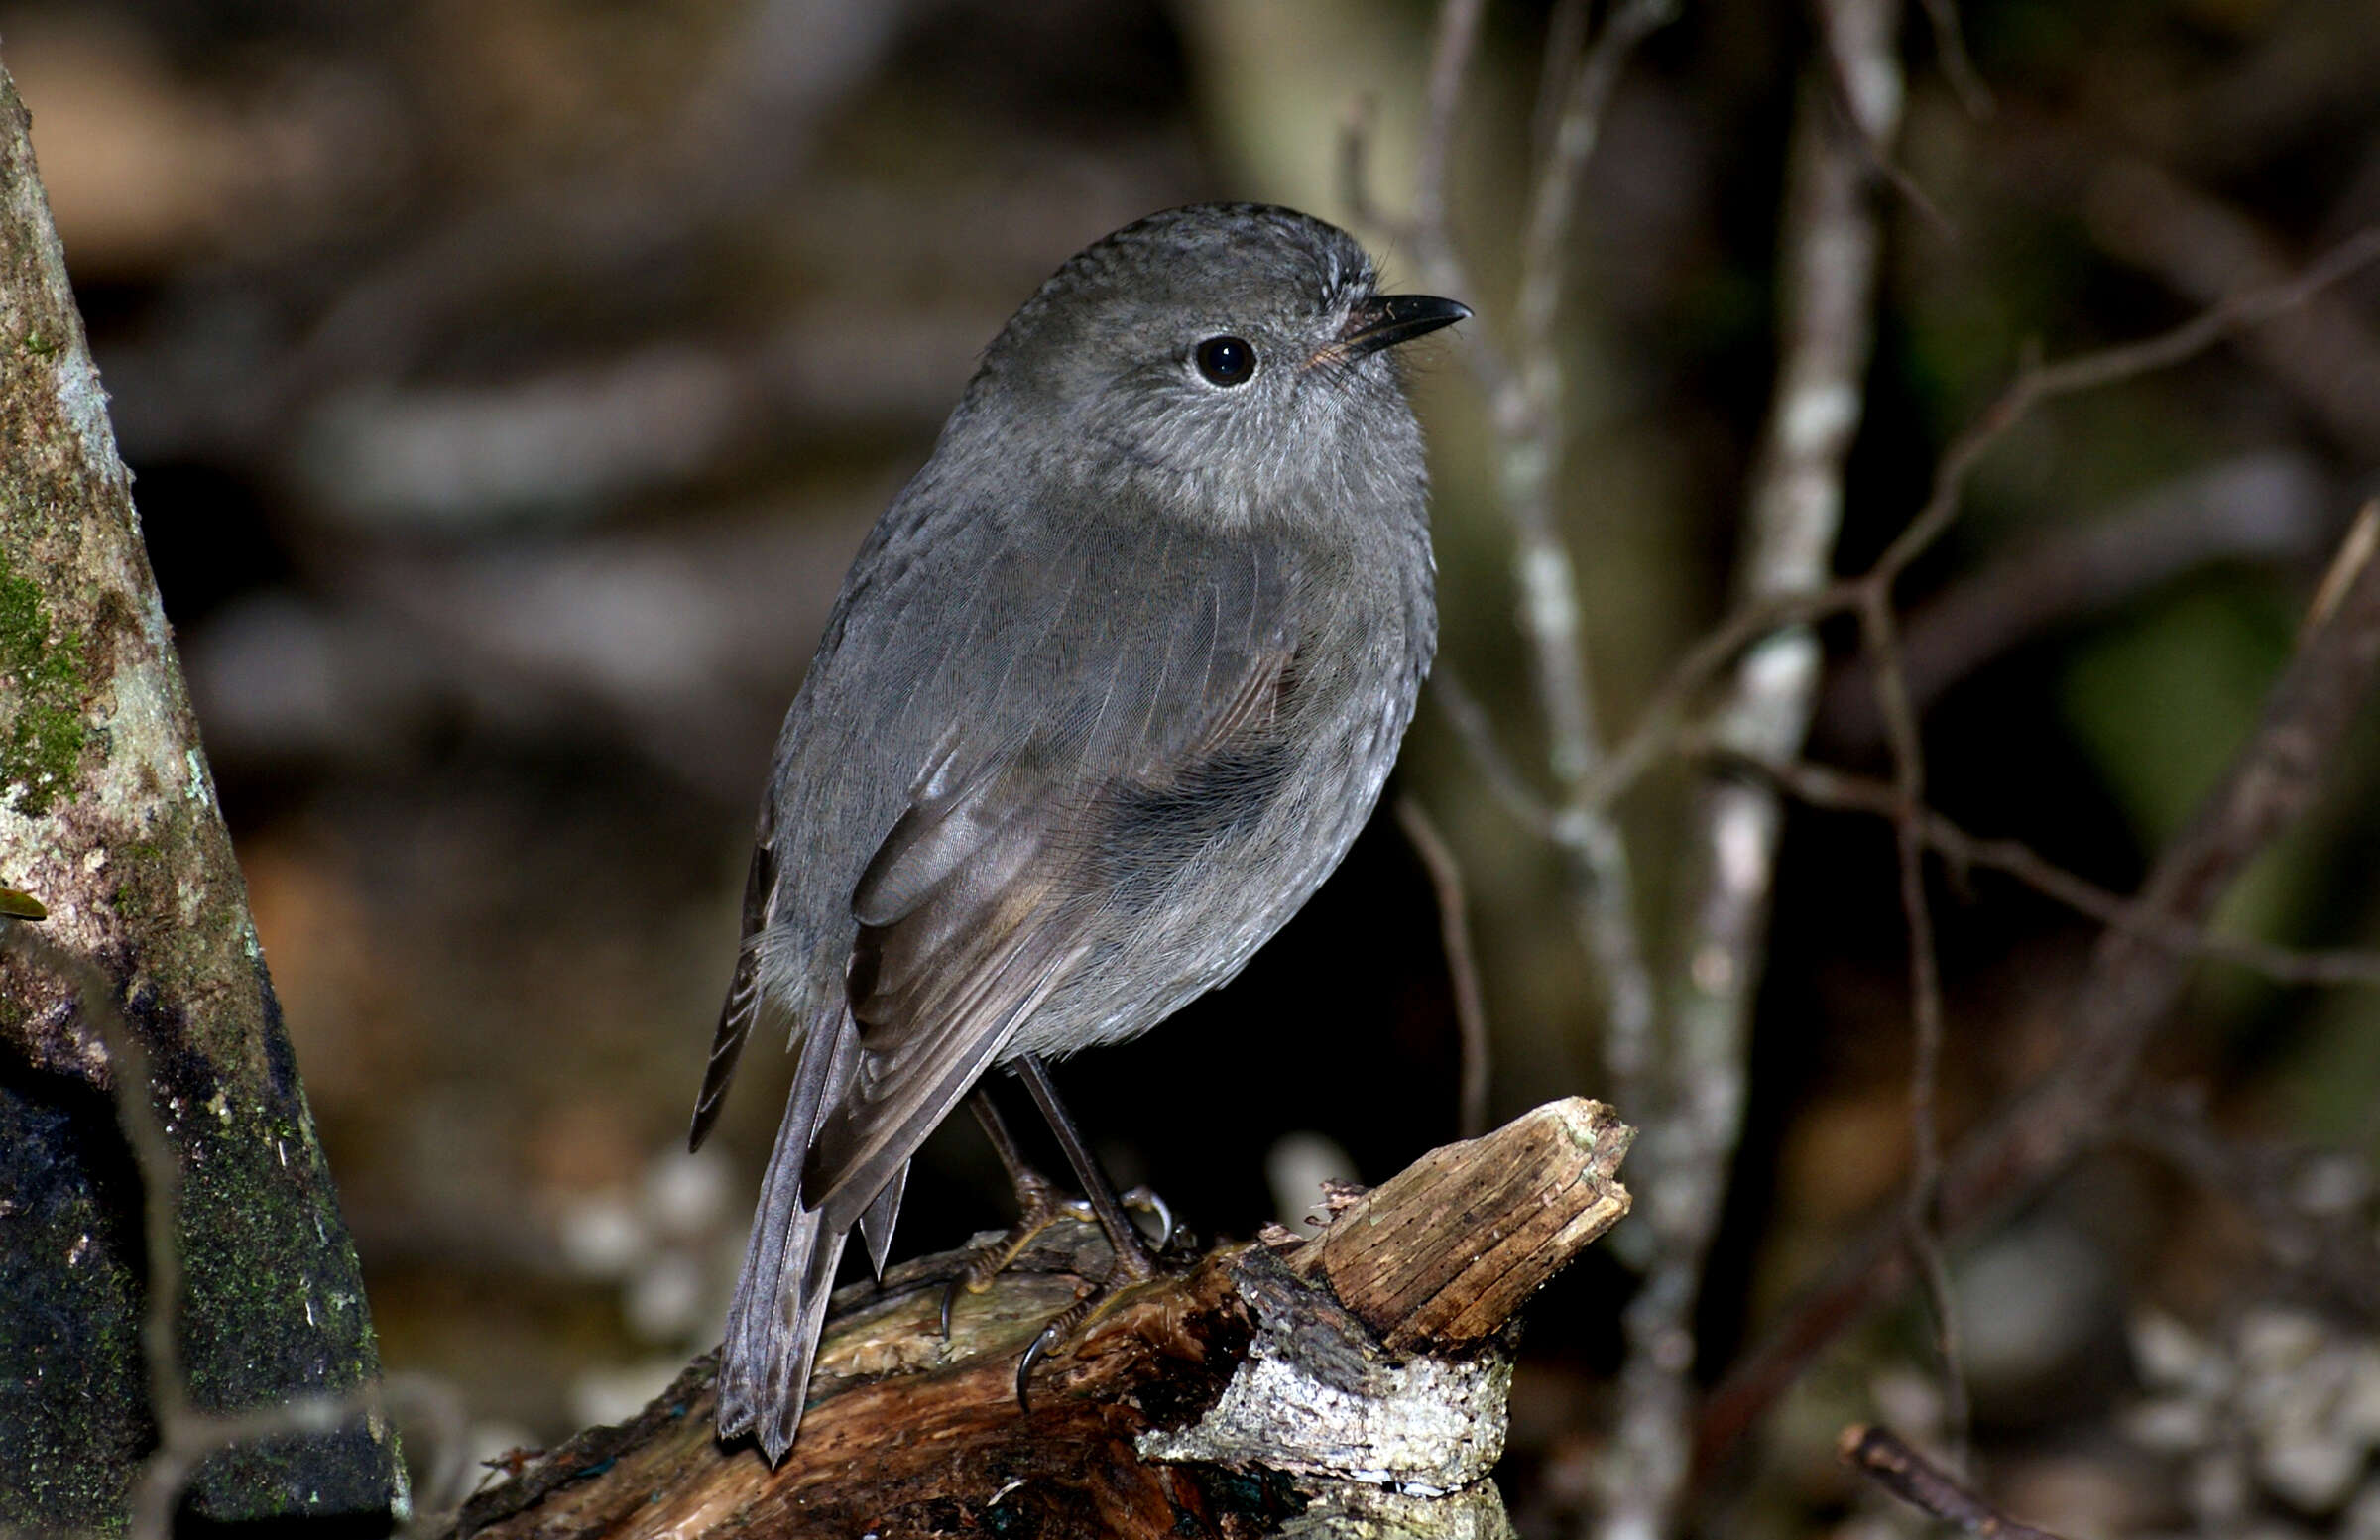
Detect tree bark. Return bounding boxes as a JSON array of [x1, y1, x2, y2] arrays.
[[440, 1098, 1632, 1540], [0, 53, 403, 1533]]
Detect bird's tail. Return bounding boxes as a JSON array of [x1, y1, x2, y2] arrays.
[[715, 1016, 858, 1463]]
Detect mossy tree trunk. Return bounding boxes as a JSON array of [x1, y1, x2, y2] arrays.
[[0, 54, 403, 1534]]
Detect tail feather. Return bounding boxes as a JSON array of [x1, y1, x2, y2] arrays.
[[856, 1159, 909, 1279], [715, 1013, 861, 1461]]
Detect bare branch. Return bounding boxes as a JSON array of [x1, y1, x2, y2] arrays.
[[1810, 4, 1950, 239], [1861, 590, 1972, 1472], [1395, 796, 1494, 1139], [1601, 2, 1899, 1528], [1504, 0, 1675, 789], [2087, 158, 2380, 460], [1586, 224, 2380, 814], [1821, 454, 2335, 752], [1700, 497, 2380, 1473], [1515, 0, 1677, 380], [1698, 742, 2380, 987], [1839, 1424, 2065, 1540], [1427, 663, 1557, 836], [1819, 0, 1972, 1458], [1914, 0, 1995, 119], [1401, 0, 1675, 1189], [1413, 0, 1486, 255]]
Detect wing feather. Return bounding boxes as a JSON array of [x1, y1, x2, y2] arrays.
[[801, 531, 1300, 1235], [688, 830, 776, 1151]]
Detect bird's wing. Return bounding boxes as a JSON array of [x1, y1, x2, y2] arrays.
[[687, 823, 776, 1151], [802, 525, 1302, 1233]]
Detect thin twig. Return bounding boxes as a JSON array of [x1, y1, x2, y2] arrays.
[[1396, 796, 1494, 1139], [2308, 497, 2380, 634], [1809, 4, 1950, 240], [1601, 4, 1899, 1529], [1428, 662, 1557, 836], [1840, 1424, 2065, 1540], [135, 1392, 392, 1540], [1869, 225, 2380, 585], [1402, 0, 1674, 1209], [1586, 224, 2380, 814], [1520, 0, 1674, 1059], [2088, 158, 2380, 460], [1584, 588, 1836, 811], [1821, 453, 2334, 751], [1696, 742, 2380, 987], [76, 930, 190, 1445], [2120, 1086, 2380, 1323], [1515, 0, 1677, 416], [1413, 0, 1485, 257], [1914, 0, 1995, 118], [1818, 0, 1968, 1453], [1507, 0, 1676, 787], [1861, 592, 1972, 1473], [1699, 499, 2380, 1474]]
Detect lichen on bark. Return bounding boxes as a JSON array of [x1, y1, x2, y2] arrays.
[[0, 51, 404, 1535]]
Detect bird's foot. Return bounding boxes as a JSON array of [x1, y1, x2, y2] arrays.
[[940, 1168, 1085, 1338], [938, 1178, 1185, 1338], [1008, 1186, 1188, 1409], [1012, 1251, 1167, 1413]]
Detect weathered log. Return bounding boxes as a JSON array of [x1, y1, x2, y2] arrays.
[[440, 1098, 1632, 1540], [0, 52, 402, 1533]]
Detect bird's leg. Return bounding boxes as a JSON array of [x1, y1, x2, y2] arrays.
[[1008, 1052, 1189, 1411], [940, 1089, 1084, 1337], [945, 1057, 1183, 1404], [1014, 1053, 1158, 1281]]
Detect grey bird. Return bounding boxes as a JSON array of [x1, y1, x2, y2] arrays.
[[689, 202, 1466, 1462]]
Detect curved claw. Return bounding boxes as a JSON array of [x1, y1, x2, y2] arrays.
[[1119, 1185, 1176, 1251], [939, 1275, 961, 1341], [1014, 1317, 1067, 1413]]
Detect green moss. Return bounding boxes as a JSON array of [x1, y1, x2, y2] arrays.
[[0, 548, 88, 816]]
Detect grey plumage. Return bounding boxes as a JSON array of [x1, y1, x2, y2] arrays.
[[690, 203, 1462, 1461]]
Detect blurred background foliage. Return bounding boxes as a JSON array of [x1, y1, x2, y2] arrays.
[[6, 0, 2380, 1532]]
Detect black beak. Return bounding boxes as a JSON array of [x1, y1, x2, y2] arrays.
[[1340, 293, 1472, 358]]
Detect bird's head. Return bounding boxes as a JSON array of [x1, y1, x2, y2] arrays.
[[957, 203, 1468, 525]]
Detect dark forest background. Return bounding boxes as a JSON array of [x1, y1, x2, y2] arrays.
[[7, 0, 2379, 1533]]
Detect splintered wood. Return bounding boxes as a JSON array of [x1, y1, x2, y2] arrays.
[[439, 1098, 1632, 1540], [1286, 1097, 1633, 1352]]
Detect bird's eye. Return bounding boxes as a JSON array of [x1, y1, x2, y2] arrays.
[[1194, 336, 1257, 387]]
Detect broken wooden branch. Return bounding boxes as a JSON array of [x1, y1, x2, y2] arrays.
[[438, 1097, 1633, 1539]]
